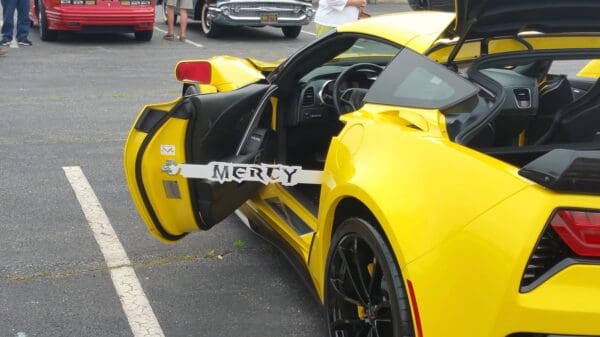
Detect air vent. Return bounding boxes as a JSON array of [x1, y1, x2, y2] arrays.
[[513, 88, 531, 109], [302, 87, 315, 107], [520, 226, 571, 292]]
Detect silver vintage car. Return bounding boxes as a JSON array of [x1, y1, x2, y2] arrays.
[[162, 0, 314, 38]]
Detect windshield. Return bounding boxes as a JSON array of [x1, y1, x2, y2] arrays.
[[329, 37, 400, 65]]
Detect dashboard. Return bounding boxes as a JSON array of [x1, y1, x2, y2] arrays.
[[292, 65, 379, 126]]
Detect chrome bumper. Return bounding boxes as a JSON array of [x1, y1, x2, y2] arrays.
[[207, 0, 314, 26]]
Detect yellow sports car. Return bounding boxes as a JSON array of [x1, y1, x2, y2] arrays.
[[124, 1, 600, 336]]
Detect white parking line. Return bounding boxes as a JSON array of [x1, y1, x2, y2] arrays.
[[63, 166, 165, 337], [301, 30, 316, 36], [154, 26, 204, 48]]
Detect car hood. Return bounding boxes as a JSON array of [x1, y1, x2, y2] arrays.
[[453, 0, 600, 39]]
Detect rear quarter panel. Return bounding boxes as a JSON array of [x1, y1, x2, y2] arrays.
[[407, 186, 600, 336], [309, 105, 530, 300]]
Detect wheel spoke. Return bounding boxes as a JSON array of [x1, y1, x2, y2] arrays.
[[355, 324, 371, 337], [329, 278, 363, 306], [378, 299, 391, 310], [371, 323, 382, 337], [337, 242, 370, 305], [350, 237, 372, 303], [367, 257, 383, 299], [332, 319, 367, 330]]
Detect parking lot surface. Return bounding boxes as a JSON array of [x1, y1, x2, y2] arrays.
[[0, 3, 408, 337]]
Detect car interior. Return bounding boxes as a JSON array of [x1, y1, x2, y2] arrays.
[[448, 52, 600, 167], [272, 35, 402, 209], [265, 42, 600, 206]]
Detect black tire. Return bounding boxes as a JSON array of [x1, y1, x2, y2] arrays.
[[325, 218, 415, 337], [410, 0, 454, 11], [281, 26, 301, 39], [38, 1, 58, 41], [163, 2, 178, 24], [428, 0, 454, 11], [183, 84, 200, 96], [201, 2, 222, 38], [408, 0, 424, 10], [135, 30, 153, 41]]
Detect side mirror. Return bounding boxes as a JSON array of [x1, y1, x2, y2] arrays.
[[175, 60, 211, 84]]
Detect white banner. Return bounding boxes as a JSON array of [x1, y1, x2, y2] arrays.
[[162, 161, 323, 186]]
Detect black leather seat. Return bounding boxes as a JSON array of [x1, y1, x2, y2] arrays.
[[529, 75, 574, 143], [535, 78, 600, 144]]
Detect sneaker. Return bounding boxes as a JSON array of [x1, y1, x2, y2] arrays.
[[17, 39, 33, 46], [0, 38, 10, 46]]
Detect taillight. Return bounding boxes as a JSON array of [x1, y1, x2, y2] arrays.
[[550, 209, 600, 257], [175, 60, 212, 84]]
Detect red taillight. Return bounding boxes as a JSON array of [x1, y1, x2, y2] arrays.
[[550, 209, 600, 257], [175, 60, 211, 85]]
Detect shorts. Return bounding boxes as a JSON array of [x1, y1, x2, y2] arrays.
[[166, 0, 193, 10]]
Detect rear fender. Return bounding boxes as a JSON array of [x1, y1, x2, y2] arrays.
[[309, 112, 529, 299], [175, 55, 273, 93]]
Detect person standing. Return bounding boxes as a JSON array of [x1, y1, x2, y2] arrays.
[[314, 0, 366, 38], [163, 0, 192, 42], [1, 0, 33, 46]]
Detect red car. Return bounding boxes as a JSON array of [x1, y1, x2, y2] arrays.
[[29, 0, 155, 41]]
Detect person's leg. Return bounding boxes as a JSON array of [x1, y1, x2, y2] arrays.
[[164, 0, 177, 38], [178, 0, 191, 40], [1, 0, 17, 42], [166, 5, 175, 35], [178, 7, 187, 40], [16, 0, 31, 42]]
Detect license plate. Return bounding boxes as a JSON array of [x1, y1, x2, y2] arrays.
[[260, 14, 278, 24]]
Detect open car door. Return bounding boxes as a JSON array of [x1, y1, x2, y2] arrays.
[[124, 83, 276, 243]]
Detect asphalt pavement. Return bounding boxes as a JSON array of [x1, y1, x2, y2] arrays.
[[0, 3, 408, 337]]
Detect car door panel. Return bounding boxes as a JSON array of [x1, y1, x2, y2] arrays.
[[569, 77, 597, 99], [124, 84, 273, 242]]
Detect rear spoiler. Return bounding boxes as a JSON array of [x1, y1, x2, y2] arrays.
[[519, 149, 600, 195]]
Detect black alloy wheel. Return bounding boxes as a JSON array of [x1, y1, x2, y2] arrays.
[[326, 218, 415, 337], [281, 26, 301, 39], [39, 1, 58, 41], [201, 2, 222, 38]]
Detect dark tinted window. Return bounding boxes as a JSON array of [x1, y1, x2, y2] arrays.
[[365, 48, 479, 109]]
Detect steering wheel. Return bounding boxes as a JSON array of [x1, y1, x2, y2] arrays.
[[332, 63, 383, 115]]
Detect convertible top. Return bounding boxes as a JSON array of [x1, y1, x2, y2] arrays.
[[454, 0, 600, 39]]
